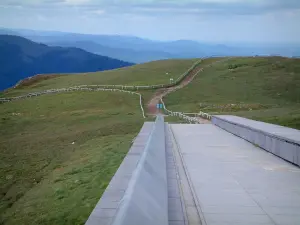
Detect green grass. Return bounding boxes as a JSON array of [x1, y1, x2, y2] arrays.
[[3, 59, 200, 97], [0, 91, 144, 225], [164, 57, 300, 129]]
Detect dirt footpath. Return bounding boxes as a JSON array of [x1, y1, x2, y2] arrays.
[[147, 66, 203, 115]]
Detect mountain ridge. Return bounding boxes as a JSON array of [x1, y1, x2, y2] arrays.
[[2, 28, 300, 63], [0, 35, 133, 90]]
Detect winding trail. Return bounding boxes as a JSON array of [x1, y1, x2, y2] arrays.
[[147, 58, 231, 123], [147, 65, 204, 115]]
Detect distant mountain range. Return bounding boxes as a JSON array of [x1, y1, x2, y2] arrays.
[[3, 28, 300, 62], [46, 40, 175, 64], [1, 28, 300, 63], [0, 35, 132, 90]]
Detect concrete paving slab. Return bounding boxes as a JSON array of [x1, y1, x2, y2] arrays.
[[171, 124, 300, 225], [169, 222, 185, 225], [165, 124, 186, 224], [271, 214, 300, 225], [85, 217, 113, 225], [204, 214, 274, 225]]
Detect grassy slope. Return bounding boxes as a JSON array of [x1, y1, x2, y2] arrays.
[[165, 57, 300, 129], [3, 59, 199, 97], [0, 91, 144, 225]]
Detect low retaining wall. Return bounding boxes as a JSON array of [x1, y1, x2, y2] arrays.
[[112, 115, 168, 225], [212, 115, 300, 166], [85, 116, 168, 225]]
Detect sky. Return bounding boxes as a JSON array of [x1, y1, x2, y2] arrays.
[[0, 0, 300, 44]]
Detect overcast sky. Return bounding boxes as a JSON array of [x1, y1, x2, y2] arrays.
[[0, 0, 300, 43]]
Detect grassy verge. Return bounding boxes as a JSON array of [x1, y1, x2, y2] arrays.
[[0, 91, 144, 225], [164, 57, 300, 129]]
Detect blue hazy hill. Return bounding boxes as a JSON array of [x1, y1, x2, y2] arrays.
[[0, 35, 133, 90]]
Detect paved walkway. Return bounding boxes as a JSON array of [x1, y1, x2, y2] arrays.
[[170, 124, 300, 225]]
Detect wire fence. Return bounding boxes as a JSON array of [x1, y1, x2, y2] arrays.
[[0, 87, 146, 118], [158, 58, 232, 122], [72, 59, 203, 91]]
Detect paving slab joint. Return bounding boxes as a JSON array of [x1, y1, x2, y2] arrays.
[[169, 125, 207, 225]]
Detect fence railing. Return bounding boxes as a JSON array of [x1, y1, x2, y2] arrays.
[[157, 58, 233, 122], [160, 98, 198, 123], [161, 98, 212, 122], [59, 57, 228, 92], [72, 59, 203, 91], [0, 87, 146, 118]]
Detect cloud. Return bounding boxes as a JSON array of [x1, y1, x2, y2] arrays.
[[36, 14, 47, 21], [1, 0, 300, 20], [1, 0, 300, 44], [63, 0, 91, 5], [91, 9, 105, 15], [2, 0, 300, 13]]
